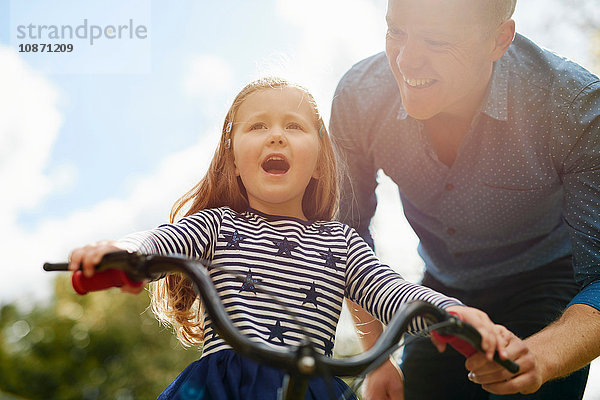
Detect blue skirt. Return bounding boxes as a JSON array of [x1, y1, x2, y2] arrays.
[[157, 349, 358, 400]]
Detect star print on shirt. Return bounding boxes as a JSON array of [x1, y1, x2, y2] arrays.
[[235, 213, 249, 223], [320, 248, 341, 270], [314, 224, 333, 235], [239, 269, 261, 294], [272, 237, 298, 257], [301, 281, 320, 308], [323, 335, 334, 357], [267, 319, 289, 344], [223, 229, 245, 250]]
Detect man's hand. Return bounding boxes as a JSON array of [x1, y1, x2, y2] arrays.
[[466, 304, 600, 395], [465, 329, 542, 394], [361, 357, 404, 400]]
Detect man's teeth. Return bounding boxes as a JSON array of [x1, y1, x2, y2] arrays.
[[403, 77, 434, 87]]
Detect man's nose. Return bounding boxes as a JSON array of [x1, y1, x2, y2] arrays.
[[396, 37, 426, 72]]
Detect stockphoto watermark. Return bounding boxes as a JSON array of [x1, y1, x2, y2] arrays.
[[10, 1, 151, 74], [16, 19, 148, 46]]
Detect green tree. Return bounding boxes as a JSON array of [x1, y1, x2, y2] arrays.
[[0, 275, 199, 400]]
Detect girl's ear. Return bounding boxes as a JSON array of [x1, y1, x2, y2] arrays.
[[233, 158, 240, 176], [229, 130, 240, 177], [311, 165, 320, 179]]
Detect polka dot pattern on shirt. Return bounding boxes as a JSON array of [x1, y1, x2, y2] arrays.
[[330, 33, 600, 292]]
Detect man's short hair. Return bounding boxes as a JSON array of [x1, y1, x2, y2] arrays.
[[489, 0, 517, 24]]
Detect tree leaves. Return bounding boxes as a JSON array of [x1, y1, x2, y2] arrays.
[[0, 275, 199, 400]]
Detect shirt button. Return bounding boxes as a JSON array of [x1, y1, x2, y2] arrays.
[[447, 228, 456, 235], [445, 183, 454, 191]]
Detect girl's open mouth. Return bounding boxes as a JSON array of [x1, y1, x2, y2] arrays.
[[261, 156, 290, 174]]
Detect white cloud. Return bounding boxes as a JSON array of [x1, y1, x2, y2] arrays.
[[182, 54, 235, 99], [0, 42, 222, 305], [0, 45, 72, 306], [0, 46, 64, 226], [273, 0, 387, 121], [181, 54, 238, 125], [1, 126, 219, 307]]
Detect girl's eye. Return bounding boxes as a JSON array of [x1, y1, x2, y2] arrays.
[[286, 122, 303, 130], [249, 122, 267, 130]]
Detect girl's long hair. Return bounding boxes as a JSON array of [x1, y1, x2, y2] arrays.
[[150, 77, 340, 346]]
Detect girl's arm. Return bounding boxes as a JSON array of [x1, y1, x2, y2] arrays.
[[67, 208, 222, 291], [344, 227, 509, 360]]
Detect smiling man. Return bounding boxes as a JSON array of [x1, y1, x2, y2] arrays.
[[330, 0, 600, 399]]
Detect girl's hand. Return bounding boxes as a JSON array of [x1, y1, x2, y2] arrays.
[[361, 356, 404, 400], [68, 241, 146, 294], [441, 305, 510, 362], [68, 240, 125, 276]]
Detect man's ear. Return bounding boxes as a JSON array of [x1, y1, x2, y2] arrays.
[[491, 19, 515, 62]]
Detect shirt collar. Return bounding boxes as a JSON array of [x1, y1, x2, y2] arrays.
[[396, 105, 408, 120], [395, 59, 509, 122], [481, 59, 508, 121]]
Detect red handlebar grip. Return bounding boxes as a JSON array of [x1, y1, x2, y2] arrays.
[[431, 330, 477, 357], [72, 269, 143, 295], [431, 311, 477, 358]]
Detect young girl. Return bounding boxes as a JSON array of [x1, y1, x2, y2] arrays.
[[68, 77, 507, 399]]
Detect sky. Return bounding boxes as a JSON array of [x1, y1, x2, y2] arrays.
[[2, 0, 600, 396]]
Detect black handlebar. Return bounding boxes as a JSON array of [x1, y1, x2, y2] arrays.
[[44, 251, 519, 397]]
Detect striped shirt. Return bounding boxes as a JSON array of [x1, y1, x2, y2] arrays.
[[120, 207, 460, 357]]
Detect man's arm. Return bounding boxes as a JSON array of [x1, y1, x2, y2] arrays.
[[526, 304, 600, 384], [466, 301, 600, 394]]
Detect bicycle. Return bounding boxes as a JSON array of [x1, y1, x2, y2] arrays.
[[44, 251, 519, 400]]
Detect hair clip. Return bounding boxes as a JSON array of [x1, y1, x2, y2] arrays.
[[224, 122, 232, 149], [319, 124, 325, 138]]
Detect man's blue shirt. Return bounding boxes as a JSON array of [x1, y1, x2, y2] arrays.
[[331, 33, 600, 309]]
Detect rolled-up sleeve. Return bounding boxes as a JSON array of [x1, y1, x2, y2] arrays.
[[558, 82, 600, 310]]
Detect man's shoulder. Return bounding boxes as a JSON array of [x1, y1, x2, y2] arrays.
[[506, 33, 599, 93], [336, 52, 398, 95], [333, 51, 402, 120]]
